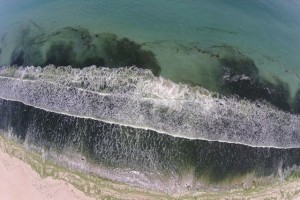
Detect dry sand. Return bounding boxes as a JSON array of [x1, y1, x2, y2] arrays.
[[0, 149, 94, 200]]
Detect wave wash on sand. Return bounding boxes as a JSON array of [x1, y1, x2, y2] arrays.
[[0, 65, 299, 148]]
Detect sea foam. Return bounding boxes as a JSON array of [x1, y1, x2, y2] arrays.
[[0, 65, 299, 148]]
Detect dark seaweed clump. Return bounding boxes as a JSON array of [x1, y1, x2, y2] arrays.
[[293, 90, 300, 113], [219, 56, 291, 112], [46, 42, 76, 67], [45, 41, 106, 68], [11, 48, 24, 66], [8, 25, 161, 76], [103, 37, 161, 75]]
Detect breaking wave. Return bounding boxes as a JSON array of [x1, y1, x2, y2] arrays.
[[0, 65, 299, 148]]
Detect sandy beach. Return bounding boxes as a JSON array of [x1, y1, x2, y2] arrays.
[[0, 149, 94, 200]]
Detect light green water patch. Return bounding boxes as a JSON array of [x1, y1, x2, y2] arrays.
[[141, 40, 222, 92]]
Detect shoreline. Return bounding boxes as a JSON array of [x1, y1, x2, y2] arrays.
[[1, 135, 300, 199], [0, 135, 169, 200], [0, 140, 94, 200]]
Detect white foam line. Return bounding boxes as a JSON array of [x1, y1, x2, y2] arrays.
[[1, 96, 298, 150], [1, 66, 300, 149], [1, 76, 113, 97], [0, 76, 209, 102]]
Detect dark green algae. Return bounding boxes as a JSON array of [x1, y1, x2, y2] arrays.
[[218, 56, 291, 112], [9, 26, 161, 76]]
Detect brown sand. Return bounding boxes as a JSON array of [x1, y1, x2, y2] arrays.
[[0, 149, 94, 200]]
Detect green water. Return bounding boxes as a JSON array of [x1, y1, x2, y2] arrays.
[[0, 0, 300, 97]]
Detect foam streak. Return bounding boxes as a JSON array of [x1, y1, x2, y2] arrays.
[[0, 65, 299, 148]]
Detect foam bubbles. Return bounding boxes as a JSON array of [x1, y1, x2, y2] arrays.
[[0, 65, 299, 148]]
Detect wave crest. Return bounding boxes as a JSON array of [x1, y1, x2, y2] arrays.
[[0, 65, 299, 148]]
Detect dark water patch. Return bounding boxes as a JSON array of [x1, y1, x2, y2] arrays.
[[292, 89, 300, 113], [3, 23, 161, 76], [219, 56, 291, 112], [171, 43, 292, 112], [44, 28, 161, 75], [103, 37, 160, 75], [1, 99, 300, 187], [46, 42, 76, 67], [10, 48, 24, 66], [0, 34, 6, 45]]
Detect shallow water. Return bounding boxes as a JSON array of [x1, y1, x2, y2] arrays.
[[1, 0, 300, 95]]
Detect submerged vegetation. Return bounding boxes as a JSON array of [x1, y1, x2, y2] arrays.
[[218, 56, 291, 112], [6, 25, 161, 76]]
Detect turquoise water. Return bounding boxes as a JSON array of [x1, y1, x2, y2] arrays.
[[1, 0, 300, 96]]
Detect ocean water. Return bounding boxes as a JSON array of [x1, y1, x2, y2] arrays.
[[0, 0, 300, 194], [1, 0, 300, 94]]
